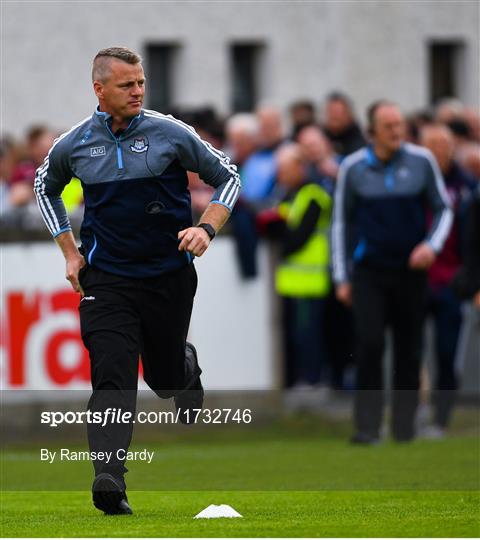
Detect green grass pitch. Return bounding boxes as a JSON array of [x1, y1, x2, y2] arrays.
[[1, 415, 479, 537]]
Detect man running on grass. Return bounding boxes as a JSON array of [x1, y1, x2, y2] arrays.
[[34, 46, 241, 515]]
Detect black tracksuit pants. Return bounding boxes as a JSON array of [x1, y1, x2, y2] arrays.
[[427, 284, 462, 428], [78, 262, 198, 484], [352, 263, 427, 441]]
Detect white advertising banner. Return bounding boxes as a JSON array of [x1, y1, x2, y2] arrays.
[[1, 240, 275, 395]]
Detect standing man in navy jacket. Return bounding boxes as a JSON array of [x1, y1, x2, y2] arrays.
[[34, 47, 241, 514], [420, 124, 477, 437], [332, 101, 452, 444]]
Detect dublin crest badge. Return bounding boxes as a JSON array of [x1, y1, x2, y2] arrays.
[[130, 138, 149, 153]]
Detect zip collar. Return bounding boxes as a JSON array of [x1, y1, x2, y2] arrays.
[[365, 143, 405, 169], [93, 106, 144, 170], [366, 144, 406, 193], [93, 106, 143, 137]]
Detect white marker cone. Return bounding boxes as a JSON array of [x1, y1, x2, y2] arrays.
[[194, 504, 243, 519]]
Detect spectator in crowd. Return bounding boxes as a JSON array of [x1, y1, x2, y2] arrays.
[[447, 118, 473, 157], [0, 137, 16, 221], [452, 184, 480, 379], [322, 91, 366, 158], [296, 125, 339, 185], [241, 105, 285, 206], [272, 143, 332, 392], [433, 99, 480, 178], [172, 106, 226, 151], [297, 125, 356, 390], [405, 110, 434, 144], [420, 124, 477, 438], [460, 144, 480, 180], [332, 100, 453, 444], [434, 98, 465, 125], [226, 113, 259, 168], [187, 169, 214, 223], [178, 108, 225, 221], [1, 135, 46, 231], [1, 129, 83, 234], [165, 107, 226, 223], [8, 178, 33, 211], [10, 125, 55, 207], [289, 100, 317, 139], [451, 130, 480, 181], [226, 113, 261, 278], [191, 106, 226, 151], [450, 124, 480, 179], [2, 127, 56, 232], [230, 106, 285, 279], [453, 184, 480, 305], [464, 107, 480, 143]]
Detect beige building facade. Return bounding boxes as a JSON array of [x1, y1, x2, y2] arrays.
[[2, 0, 479, 136]]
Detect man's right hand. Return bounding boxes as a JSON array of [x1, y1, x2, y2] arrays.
[[66, 254, 86, 296], [336, 282, 352, 307], [54, 231, 86, 296]]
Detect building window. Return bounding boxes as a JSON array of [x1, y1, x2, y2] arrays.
[[230, 43, 264, 113], [429, 41, 465, 104], [145, 44, 178, 113]]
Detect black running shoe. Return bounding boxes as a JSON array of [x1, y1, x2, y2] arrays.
[[92, 473, 133, 515], [174, 342, 204, 425]]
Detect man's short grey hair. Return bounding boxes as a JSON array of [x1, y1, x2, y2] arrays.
[[226, 113, 259, 137], [92, 47, 142, 82]]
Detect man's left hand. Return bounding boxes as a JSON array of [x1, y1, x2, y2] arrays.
[[178, 227, 210, 257], [408, 241, 436, 270]]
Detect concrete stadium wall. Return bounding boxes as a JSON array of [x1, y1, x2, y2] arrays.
[[2, 238, 479, 400], [1, 239, 275, 393], [3, 1, 479, 136]]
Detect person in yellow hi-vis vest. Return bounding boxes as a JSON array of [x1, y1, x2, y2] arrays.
[[272, 143, 333, 390], [61, 177, 84, 214]]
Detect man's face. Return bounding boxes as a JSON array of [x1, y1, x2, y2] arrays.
[[94, 60, 145, 119], [30, 132, 55, 166], [324, 100, 352, 134], [276, 150, 306, 189], [297, 126, 329, 163], [257, 108, 284, 148], [422, 130, 454, 173], [227, 128, 257, 164], [372, 105, 405, 153]]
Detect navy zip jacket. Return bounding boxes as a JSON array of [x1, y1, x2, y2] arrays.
[[34, 108, 241, 277], [332, 143, 453, 283]]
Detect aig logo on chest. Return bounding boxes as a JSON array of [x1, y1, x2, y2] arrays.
[[130, 138, 149, 153], [90, 146, 106, 157]]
